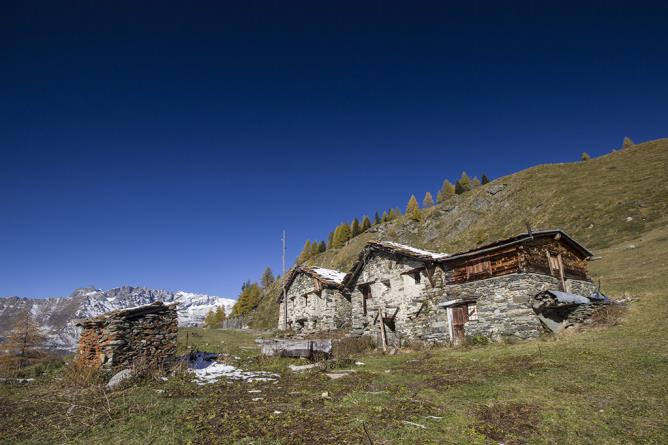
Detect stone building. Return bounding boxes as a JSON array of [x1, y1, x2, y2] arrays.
[[342, 231, 597, 346], [437, 229, 597, 343], [278, 266, 350, 333], [75, 301, 178, 371], [345, 241, 451, 347]]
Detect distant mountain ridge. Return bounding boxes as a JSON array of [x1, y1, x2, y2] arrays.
[[0, 286, 235, 350]]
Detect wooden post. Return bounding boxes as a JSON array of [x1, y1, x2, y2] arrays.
[[379, 308, 388, 352], [282, 230, 288, 330], [557, 254, 566, 291]]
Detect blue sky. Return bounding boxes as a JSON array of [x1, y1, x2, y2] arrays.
[[1, 1, 667, 298]]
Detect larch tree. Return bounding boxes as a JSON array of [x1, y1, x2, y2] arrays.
[[232, 283, 262, 317], [405, 194, 419, 214], [309, 240, 320, 258], [381, 211, 389, 222], [297, 240, 312, 263], [204, 305, 227, 329], [332, 223, 352, 248], [458, 171, 472, 191], [1, 312, 46, 370], [581, 152, 591, 161], [261, 266, 275, 288], [318, 241, 327, 253], [361, 215, 371, 232], [472, 177, 481, 188], [481, 174, 490, 184], [327, 231, 334, 249], [622, 136, 634, 149], [373, 212, 381, 225], [423, 192, 434, 208], [438, 179, 456, 202], [351, 218, 361, 237]]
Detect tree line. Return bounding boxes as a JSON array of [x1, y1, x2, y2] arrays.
[[208, 266, 277, 325], [295, 171, 490, 264]]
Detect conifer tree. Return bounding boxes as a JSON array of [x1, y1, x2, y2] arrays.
[[318, 241, 326, 253], [472, 177, 481, 188], [410, 207, 421, 222], [459, 171, 472, 191], [374, 212, 381, 225], [455, 180, 465, 195], [423, 192, 434, 208], [261, 266, 275, 288], [622, 136, 634, 149], [310, 240, 321, 257], [581, 152, 590, 161], [332, 223, 352, 248], [232, 283, 261, 317], [351, 218, 361, 237], [327, 231, 334, 249], [381, 211, 389, 222], [388, 208, 396, 220], [297, 240, 312, 263], [438, 179, 456, 202], [204, 305, 227, 328], [1, 312, 46, 370], [481, 174, 490, 184], [394, 207, 402, 217], [361, 215, 371, 232], [405, 194, 419, 214]]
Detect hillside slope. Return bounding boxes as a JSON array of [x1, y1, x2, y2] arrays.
[[250, 138, 668, 328]]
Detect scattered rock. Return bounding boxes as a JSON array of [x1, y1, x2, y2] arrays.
[[487, 184, 506, 195], [626, 216, 633, 222], [355, 361, 365, 366], [252, 397, 264, 401], [321, 391, 330, 398], [289, 363, 318, 372], [326, 373, 350, 380], [627, 244, 636, 249], [402, 420, 427, 429], [106, 369, 134, 390]]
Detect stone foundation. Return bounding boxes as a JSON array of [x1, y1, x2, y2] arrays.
[[442, 273, 597, 340]]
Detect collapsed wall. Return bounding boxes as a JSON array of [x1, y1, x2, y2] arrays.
[[75, 301, 178, 371]]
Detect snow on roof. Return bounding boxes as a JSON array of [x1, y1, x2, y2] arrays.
[[309, 267, 347, 284], [544, 290, 590, 305], [379, 241, 449, 260]]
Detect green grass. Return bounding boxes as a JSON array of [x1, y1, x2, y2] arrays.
[[1, 140, 667, 444]]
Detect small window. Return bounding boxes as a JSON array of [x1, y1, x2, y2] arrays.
[[413, 271, 421, 284], [360, 285, 372, 316], [467, 303, 478, 321], [304, 295, 308, 306]]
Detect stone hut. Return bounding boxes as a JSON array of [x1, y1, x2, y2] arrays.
[[344, 241, 451, 347], [75, 301, 178, 371], [278, 266, 350, 333], [437, 229, 597, 343]]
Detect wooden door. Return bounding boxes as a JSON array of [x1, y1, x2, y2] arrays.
[[451, 305, 469, 344]]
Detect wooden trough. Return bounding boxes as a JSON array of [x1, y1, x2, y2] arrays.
[[255, 338, 332, 358]]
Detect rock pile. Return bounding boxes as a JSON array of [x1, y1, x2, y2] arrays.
[[75, 301, 178, 371]]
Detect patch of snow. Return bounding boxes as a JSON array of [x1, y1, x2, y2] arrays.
[[381, 241, 449, 259], [310, 267, 347, 284], [187, 352, 279, 385]]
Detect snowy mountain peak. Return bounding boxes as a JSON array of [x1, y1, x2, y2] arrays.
[[0, 286, 236, 350]]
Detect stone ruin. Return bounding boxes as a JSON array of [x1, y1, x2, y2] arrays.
[[75, 301, 178, 371]]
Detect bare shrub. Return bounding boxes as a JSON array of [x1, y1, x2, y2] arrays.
[[63, 361, 105, 388], [475, 402, 542, 445], [591, 304, 627, 327], [332, 336, 376, 359]]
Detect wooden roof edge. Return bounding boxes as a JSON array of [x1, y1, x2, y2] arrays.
[[441, 229, 593, 262]]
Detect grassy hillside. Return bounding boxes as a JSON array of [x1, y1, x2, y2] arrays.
[[250, 138, 668, 329]]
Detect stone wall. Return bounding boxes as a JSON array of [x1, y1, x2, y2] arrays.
[[441, 272, 597, 340], [349, 251, 449, 346], [278, 272, 350, 333], [75, 302, 178, 371]]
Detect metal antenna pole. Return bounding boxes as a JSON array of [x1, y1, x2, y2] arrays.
[[282, 230, 288, 330]]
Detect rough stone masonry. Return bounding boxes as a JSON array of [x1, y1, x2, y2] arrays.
[[75, 301, 178, 371]]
